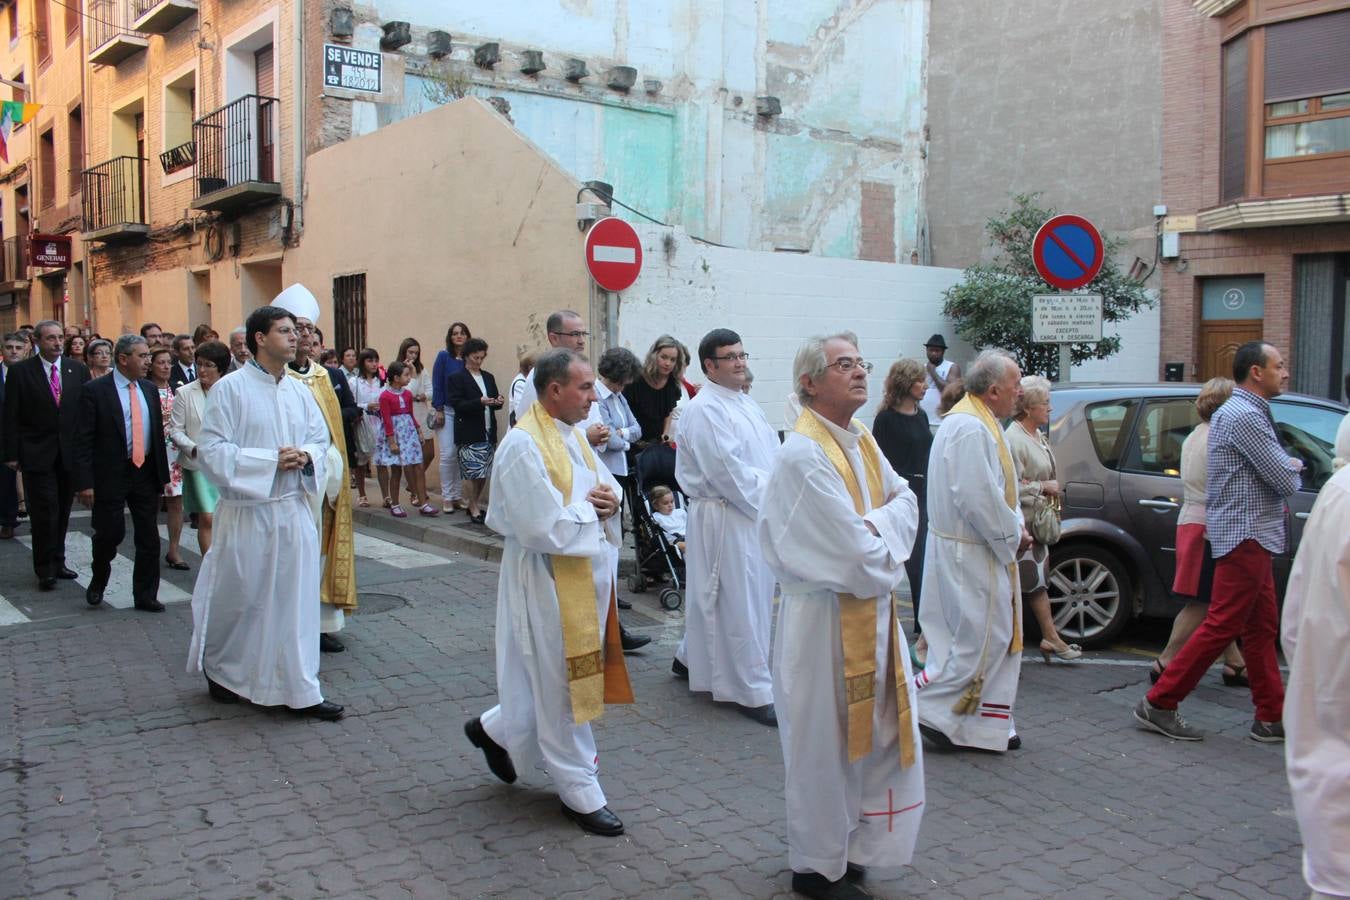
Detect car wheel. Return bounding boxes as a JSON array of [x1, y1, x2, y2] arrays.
[[1045, 544, 1133, 647]]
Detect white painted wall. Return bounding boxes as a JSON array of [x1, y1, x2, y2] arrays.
[[619, 225, 967, 428], [1070, 294, 1161, 383]]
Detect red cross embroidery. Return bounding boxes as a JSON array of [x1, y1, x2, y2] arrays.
[[862, 788, 923, 833]]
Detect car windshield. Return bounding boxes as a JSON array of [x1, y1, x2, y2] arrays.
[[1271, 401, 1344, 492]]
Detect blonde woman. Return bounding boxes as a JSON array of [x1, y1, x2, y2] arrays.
[[623, 334, 685, 446], [1006, 375, 1083, 662], [1150, 377, 1247, 686]]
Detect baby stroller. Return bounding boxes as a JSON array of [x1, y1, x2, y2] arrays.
[[622, 444, 686, 611]]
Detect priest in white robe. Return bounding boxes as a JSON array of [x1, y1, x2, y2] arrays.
[[916, 349, 1029, 752], [759, 332, 923, 900], [1282, 412, 1350, 899], [465, 348, 635, 837], [186, 305, 342, 720], [673, 328, 780, 725]]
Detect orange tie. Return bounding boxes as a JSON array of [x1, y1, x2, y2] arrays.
[[129, 382, 146, 468]]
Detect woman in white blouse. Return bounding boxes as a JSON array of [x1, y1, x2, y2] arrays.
[[169, 340, 231, 554], [396, 338, 436, 501]]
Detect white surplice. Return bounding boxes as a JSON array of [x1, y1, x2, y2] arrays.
[[290, 361, 349, 636], [478, 417, 622, 815], [186, 364, 330, 709], [915, 412, 1023, 751], [674, 381, 780, 708], [759, 409, 924, 881], [1282, 462, 1350, 898]]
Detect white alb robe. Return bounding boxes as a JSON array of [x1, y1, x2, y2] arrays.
[[915, 412, 1024, 751], [479, 417, 622, 815], [186, 364, 330, 709], [291, 362, 348, 636], [674, 380, 780, 708], [1282, 463, 1350, 898], [759, 410, 924, 881]]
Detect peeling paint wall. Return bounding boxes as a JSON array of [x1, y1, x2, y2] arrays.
[[322, 0, 928, 261]]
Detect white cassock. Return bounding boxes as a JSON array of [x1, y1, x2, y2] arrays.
[[916, 412, 1023, 751], [1282, 460, 1350, 898], [513, 369, 603, 434], [674, 380, 780, 708], [759, 409, 924, 881], [186, 364, 330, 708], [479, 418, 621, 815]]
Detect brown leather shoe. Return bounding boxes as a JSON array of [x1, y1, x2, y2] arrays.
[[0, 525, 14, 539]]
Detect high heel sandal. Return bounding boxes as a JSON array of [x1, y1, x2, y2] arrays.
[[1149, 660, 1165, 684], [1221, 664, 1249, 688], [1039, 639, 1083, 662]]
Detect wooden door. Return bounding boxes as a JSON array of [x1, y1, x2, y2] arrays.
[[1199, 319, 1263, 381]]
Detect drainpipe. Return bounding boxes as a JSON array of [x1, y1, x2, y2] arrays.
[[79, 13, 92, 329], [291, 0, 304, 234]]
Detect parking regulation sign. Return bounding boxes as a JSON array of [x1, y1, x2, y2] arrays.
[[1033, 214, 1104, 291], [1032, 294, 1103, 343]]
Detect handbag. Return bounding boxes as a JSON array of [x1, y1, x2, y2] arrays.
[[1028, 440, 1061, 546], [354, 415, 377, 456]]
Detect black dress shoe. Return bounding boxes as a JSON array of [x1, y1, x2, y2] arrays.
[[57, 567, 78, 579], [740, 704, 778, 727], [919, 722, 956, 751], [791, 871, 871, 899], [86, 585, 104, 606], [672, 658, 689, 680], [319, 633, 346, 653], [134, 598, 166, 612], [845, 863, 866, 883], [560, 802, 624, 836], [619, 627, 651, 652], [38, 577, 57, 591], [164, 556, 190, 571], [464, 717, 517, 784], [294, 700, 344, 721], [206, 677, 240, 704], [0, 525, 15, 539], [617, 597, 632, 610], [1007, 734, 1022, 751]]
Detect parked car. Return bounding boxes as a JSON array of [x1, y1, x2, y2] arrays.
[[1043, 383, 1347, 647]]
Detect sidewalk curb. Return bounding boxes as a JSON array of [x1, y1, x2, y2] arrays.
[[352, 507, 503, 563]]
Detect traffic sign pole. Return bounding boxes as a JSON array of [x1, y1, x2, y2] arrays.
[[1059, 343, 1072, 385]]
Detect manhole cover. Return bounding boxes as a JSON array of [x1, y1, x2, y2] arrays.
[[357, 592, 407, 615]]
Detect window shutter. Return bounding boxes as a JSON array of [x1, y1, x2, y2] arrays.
[[1265, 10, 1350, 103], [255, 44, 275, 98], [1221, 34, 1248, 203]]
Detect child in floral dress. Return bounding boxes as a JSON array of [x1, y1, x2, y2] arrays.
[[376, 362, 437, 518]]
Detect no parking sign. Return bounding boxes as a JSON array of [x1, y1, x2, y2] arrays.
[[1032, 215, 1103, 291]]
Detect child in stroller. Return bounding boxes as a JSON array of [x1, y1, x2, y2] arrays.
[[623, 446, 687, 610], [648, 485, 686, 557]]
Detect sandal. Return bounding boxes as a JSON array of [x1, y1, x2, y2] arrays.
[[382, 497, 392, 509], [358, 496, 370, 508], [418, 504, 440, 517], [1221, 664, 1249, 688], [390, 505, 407, 518], [1149, 660, 1165, 685]]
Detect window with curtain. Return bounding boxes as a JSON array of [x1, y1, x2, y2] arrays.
[[1263, 10, 1350, 160]]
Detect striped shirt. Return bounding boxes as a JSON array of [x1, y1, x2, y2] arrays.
[[1205, 387, 1302, 557]]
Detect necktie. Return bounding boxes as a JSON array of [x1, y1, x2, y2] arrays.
[[49, 363, 61, 405], [129, 382, 146, 468], [187, 365, 195, 382]]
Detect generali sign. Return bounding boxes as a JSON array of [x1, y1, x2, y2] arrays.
[[29, 234, 72, 269]]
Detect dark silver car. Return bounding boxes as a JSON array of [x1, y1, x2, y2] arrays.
[[1044, 383, 1347, 647]]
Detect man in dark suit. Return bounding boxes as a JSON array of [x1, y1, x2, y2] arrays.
[[2, 320, 90, 589], [0, 330, 28, 540], [73, 334, 172, 611], [168, 334, 197, 393]]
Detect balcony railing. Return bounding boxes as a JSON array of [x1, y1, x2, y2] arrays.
[[192, 95, 282, 212], [88, 0, 149, 65], [1, 235, 30, 286], [131, 0, 197, 34], [82, 156, 150, 243]]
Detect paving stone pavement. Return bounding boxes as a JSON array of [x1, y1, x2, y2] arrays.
[[0, 526, 1308, 899]]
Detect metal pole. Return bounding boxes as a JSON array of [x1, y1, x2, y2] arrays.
[[1059, 343, 1072, 384], [605, 290, 618, 351]]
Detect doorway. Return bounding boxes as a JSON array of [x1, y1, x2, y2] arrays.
[[1198, 276, 1265, 382]]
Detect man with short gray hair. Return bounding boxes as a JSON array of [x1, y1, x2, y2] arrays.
[[227, 326, 251, 372], [916, 349, 1031, 753]]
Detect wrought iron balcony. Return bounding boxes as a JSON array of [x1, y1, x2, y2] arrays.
[[0, 235, 30, 288], [192, 95, 282, 213], [131, 0, 197, 34], [87, 0, 149, 65], [81, 156, 150, 244]]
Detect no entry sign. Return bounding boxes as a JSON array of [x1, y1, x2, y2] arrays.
[[584, 217, 643, 292], [1032, 215, 1103, 291]]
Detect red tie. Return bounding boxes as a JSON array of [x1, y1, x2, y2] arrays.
[[49, 363, 61, 405], [129, 382, 145, 468]]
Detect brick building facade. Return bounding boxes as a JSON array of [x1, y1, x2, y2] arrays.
[[1161, 0, 1350, 401]]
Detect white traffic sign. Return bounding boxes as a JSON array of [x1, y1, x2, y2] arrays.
[[1032, 294, 1103, 343]]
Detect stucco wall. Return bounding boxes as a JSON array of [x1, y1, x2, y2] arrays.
[[323, 0, 928, 262], [618, 224, 966, 428]]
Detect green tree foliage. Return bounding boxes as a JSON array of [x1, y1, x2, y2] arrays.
[[941, 194, 1155, 379]]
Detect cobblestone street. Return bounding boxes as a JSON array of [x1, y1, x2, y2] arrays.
[[0, 516, 1307, 899]]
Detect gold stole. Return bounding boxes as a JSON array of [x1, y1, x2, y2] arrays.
[[793, 410, 916, 770], [286, 364, 357, 611], [516, 401, 634, 725]]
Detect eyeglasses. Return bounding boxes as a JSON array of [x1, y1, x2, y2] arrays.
[[550, 330, 590, 338], [713, 352, 750, 362], [824, 357, 873, 374]]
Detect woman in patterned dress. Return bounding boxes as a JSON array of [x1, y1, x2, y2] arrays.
[[150, 348, 188, 570]]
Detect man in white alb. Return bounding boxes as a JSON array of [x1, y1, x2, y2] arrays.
[[186, 305, 343, 721], [916, 349, 1029, 752], [759, 332, 924, 899], [672, 328, 780, 726], [918, 334, 960, 421], [465, 349, 635, 836]]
